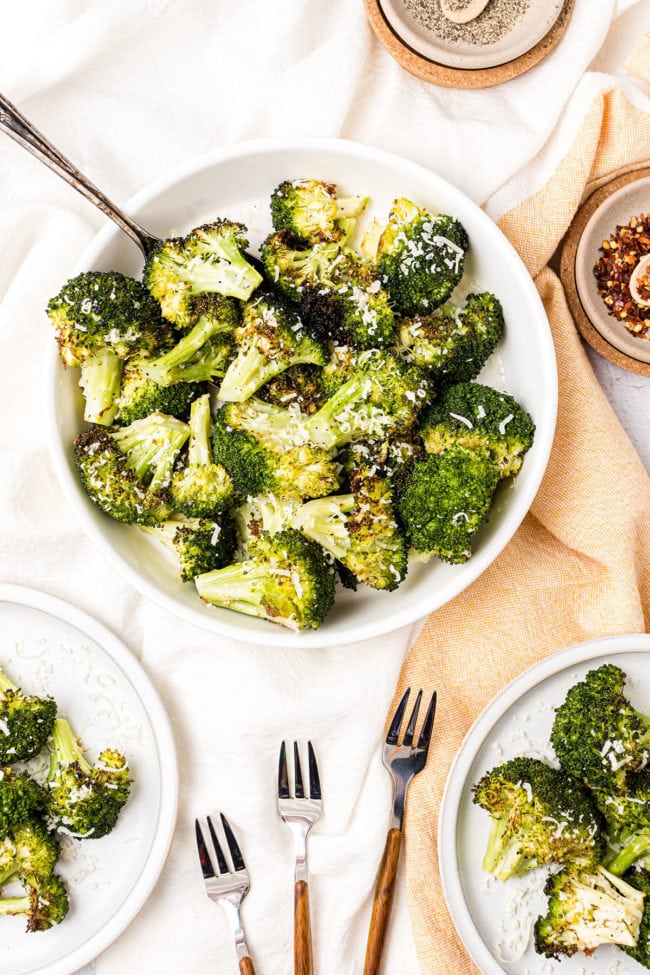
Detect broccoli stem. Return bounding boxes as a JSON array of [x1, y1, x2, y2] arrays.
[[0, 895, 31, 917], [180, 231, 262, 300], [195, 563, 272, 619], [481, 816, 532, 881], [79, 348, 123, 425], [49, 718, 93, 778], [609, 833, 650, 877], [292, 495, 355, 561], [144, 314, 229, 385], [188, 395, 212, 468], [218, 347, 285, 403], [0, 670, 17, 694], [111, 414, 190, 492]]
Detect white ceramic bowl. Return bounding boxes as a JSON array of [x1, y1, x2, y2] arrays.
[[46, 137, 557, 648]]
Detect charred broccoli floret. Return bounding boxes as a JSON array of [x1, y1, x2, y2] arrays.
[[47, 271, 169, 425], [292, 466, 407, 591], [270, 178, 369, 245], [551, 664, 650, 794], [218, 292, 328, 402], [534, 865, 645, 958], [143, 295, 239, 386], [169, 395, 234, 518], [143, 220, 262, 327], [473, 757, 605, 882], [397, 445, 499, 563], [46, 718, 130, 839], [233, 493, 300, 556], [213, 399, 341, 499], [399, 292, 504, 385], [0, 769, 45, 837], [109, 412, 190, 493], [364, 198, 469, 316], [115, 354, 206, 425], [195, 529, 335, 630], [141, 514, 237, 582], [303, 350, 428, 449], [420, 381, 535, 479], [0, 671, 56, 765], [600, 774, 650, 876], [0, 872, 69, 932], [257, 363, 326, 414], [622, 868, 650, 968], [0, 819, 59, 885]]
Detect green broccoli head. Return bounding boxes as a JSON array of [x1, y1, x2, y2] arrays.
[[218, 291, 328, 402], [0, 671, 56, 765], [142, 515, 238, 582], [399, 292, 504, 386], [143, 220, 262, 327], [472, 757, 605, 882], [213, 400, 341, 500], [534, 865, 645, 959], [115, 355, 206, 425], [0, 872, 69, 932], [397, 445, 499, 563], [257, 363, 326, 415], [195, 529, 336, 630], [73, 427, 172, 526], [371, 198, 469, 316], [0, 768, 45, 837], [420, 381, 535, 479], [0, 818, 59, 885], [260, 231, 342, 302], [303, 350, 429, 450], [270, 178, 369, 245], [551, 664, 650, 793], [622, 868, 650, 968], [46, 718, 130, 839], [143, 295, 239, 386], [169, 395, 234, 518]]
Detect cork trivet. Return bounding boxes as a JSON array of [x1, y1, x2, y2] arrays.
[[560, 166, 650, 378], [363, 0, 575, 89]]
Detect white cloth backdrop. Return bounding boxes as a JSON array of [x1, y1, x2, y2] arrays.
[[0, 2, 649, 973]]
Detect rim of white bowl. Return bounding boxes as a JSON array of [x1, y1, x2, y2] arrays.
[[45, 136, 557, 649]]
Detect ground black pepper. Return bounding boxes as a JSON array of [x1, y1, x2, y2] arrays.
[[404, 0, 532, 45]]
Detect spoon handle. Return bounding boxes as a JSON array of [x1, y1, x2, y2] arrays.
[[0, 93, 158, 258]]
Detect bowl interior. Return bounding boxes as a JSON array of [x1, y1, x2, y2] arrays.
[[47, 138, 557, 648]]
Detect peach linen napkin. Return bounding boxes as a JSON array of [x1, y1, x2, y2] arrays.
[[399, 77, 650, 973]]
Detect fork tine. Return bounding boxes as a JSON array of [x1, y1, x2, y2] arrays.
[[417, 690, 438, 750], [293, 741, 305, 799], [207, 815, 230, 875], [402, 689, 423, 746], [195, 819, 215, 879], [307, 741, 321, 800], [278, 741, 290, 799], [385, 687, 411, 745], [221, 813, 245, 872]]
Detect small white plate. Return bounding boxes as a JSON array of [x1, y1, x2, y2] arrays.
[[378, 0, 564, 70], [0, 584, 177, 975], [438, 632, 650, 975]]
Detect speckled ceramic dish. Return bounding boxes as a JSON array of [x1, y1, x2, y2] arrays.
[[574, 175, 650, 366]]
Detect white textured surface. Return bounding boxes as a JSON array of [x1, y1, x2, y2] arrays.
[[588, 349, 650, 472]]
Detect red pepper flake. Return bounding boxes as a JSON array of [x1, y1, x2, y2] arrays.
[[592, 213, 650, 339]]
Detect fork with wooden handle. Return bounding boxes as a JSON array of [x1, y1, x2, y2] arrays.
[[363, 688, 437, 975]]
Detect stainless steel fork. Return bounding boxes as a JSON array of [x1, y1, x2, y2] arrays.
[[278, 741, 322, 975], [362, 688, 437, 975], [195, 813, 257, 975]]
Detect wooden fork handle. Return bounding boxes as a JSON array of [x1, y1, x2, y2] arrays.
[[239, 957, 256, 975], [294, 879, 314, 975], [363, 827, 402, 975]]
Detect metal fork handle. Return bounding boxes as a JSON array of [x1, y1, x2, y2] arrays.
[[295, 879, 313, 975], [362, 827, 402, 975], [0, 93, 158, 257]]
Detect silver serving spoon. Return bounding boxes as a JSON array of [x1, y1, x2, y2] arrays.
[[438, 0, 491, 25]]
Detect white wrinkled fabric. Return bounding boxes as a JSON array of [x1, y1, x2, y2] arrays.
[[0, 2, 647, 972]]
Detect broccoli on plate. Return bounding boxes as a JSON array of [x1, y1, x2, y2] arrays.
[[0, 768, 45, 837], [0, 873, 69, 932], [0, 670, 56, 765]]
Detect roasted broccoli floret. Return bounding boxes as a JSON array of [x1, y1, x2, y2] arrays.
[[473, 757, 605, 882], [260, 232, 395, 349], [0, 872, 69, 932], [169, 394, 234, 518], [600, 774, 650, 876], [534, 865, 645, 958], [109, 412, 190, 493], [233, 493, 300, 556], [143, 220, 262, 327], [74, 427, 172, 526], [0, 769, 45, 837], [141, 515, 237, 582], [46, 718, 130, 839], [364, 198, 469, 316], [258, 364, 326, 414], [47, 271, 169, 425], [551, 664, 650, 794], [292, 467, 407, 591], [303, 350, 428, 449], [0, 671, 56, 765], [115, 354, 206, 425], [143, 295, 239, 386], [270, 178, 369, 245], [195, 529, 335, 630], [420, 381, 535, 479], [399, 292, 504, 385], [622, 868, 650, 968], [213, 399, 341, 499], [0, 819, 59, 885], [397, 445, 499, 563], [218, 292, 327, 402]]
